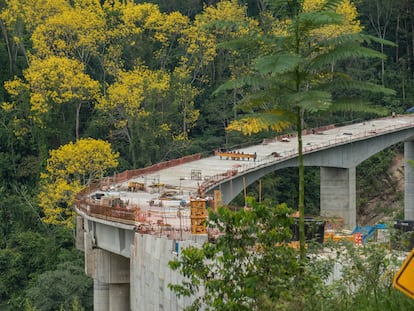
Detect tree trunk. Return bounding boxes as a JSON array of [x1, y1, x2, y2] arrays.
[[395, 14, 400, 62], [297, 108, 305, 262], [0, 20, 14, 75], [75, 102, 82, 141], [128, 121, 137, 168]]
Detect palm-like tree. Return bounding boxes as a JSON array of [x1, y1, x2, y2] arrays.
[[215, 0, 394, 261]]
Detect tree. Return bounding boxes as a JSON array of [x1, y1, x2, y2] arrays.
[[30, 0, 106, 67], [361, 0, 395, 86], [0, 0, 71, 70], [169, 66, 200, 139], [38, 138, 118, 227], [96, 65, 170, 167], [179, 0, 258, 85], [5, 56, 100, 141], [169, 198, 327, 310], [100, 1, 189, 73], [25, 261, 92, 311], [215, 0, 394, 260]]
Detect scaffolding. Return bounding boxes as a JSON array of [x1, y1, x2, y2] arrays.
[[190, 199, 207, 234]]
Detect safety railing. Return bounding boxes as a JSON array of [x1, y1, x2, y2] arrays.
[[199, 116, 414, 194], [75, 115, 414, 233]]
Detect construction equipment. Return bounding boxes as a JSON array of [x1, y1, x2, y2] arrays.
[[128, 181, 145, 192]]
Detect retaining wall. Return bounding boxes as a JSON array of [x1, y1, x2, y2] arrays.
[[130, 234, 206, 311]]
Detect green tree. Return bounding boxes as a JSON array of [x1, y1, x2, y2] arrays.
[[215, 0, 394, 260], [38, 138, 118, 227], [169, 198, 329, 310], [318, 241, 414, 311], [4, 56, 101, 141], [96, 65, 170, 167], [25, 261, 92, 311]]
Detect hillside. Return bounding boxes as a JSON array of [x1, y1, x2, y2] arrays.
[[359, 153, 405, 226]]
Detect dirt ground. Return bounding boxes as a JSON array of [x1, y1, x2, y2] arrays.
[[358, 153, 405, 226]]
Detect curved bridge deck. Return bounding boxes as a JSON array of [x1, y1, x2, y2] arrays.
[[75, 114, 414, 235]]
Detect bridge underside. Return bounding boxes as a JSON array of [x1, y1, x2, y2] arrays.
[[207, 131, 414, 230]]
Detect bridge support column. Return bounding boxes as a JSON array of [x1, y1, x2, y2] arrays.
[[76, 216, 85, 251], [84, 232, 131, 311], [405, 141, 414, 220], [320, 167, 356, 229], [94, 280, 109, 311]]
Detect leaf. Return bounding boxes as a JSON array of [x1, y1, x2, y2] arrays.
[[288, 90, 332, 112], [319, 32, 396, 48], [326, 99, 389, 116], [226, 112, 293, 135], [292, 11, 344, 33], [254, 53, 302, 75], [311, 44, 386, 69], [322, 0, 347, 11], [318, 79, 396, 96]]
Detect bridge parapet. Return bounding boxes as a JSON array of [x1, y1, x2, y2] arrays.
[[75, 115, 414, 232], [199, 116, 414, 195], [75, 199, 137, 225]]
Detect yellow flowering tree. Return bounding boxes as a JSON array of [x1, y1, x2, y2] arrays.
[[303, 0, 361, 36], [180, 0, 259, 84], [30, 1, 106, 66], [38, 138, 119, 227], [0, 0, 70, 68], [97, 65, 170, 167], [7, 56, 100, 140]]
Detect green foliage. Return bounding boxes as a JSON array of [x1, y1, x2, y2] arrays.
[[357, 148, 397, 216], [317, 242, 414, 311], [171, 215, 414, 311], [215, 0, 395, 260], [0, 224, 90, 310], [169, 198, 331, 310], [231, 167, 321, 215], [25, 261, 92, 311]]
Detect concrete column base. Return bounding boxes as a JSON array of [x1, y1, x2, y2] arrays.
[[84, 233, 131, 311], [94, 279, 109, 311], [320, 167, 356, 229], [109, 283, 130, 310]]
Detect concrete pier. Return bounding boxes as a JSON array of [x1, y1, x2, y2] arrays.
[[84, 233, 131, 311], [405, 141, 414, 220], [93, 280, 109, 311], [320, 167, 356, 229]]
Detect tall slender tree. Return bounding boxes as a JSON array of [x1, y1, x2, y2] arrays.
[[215, 0, 394, 260]]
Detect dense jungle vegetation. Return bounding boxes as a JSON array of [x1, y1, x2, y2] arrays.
[[0, 0, 414, 310]]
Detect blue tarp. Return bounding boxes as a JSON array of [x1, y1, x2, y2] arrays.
[[352, 226, 376, 244], [376, 223, 387, 230], [406, 106, 414, 113]]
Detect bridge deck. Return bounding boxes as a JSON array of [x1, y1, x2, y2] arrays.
[[75, 114, 414, 235]]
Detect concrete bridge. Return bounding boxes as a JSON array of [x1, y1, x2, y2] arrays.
[[75, 114, 414, 310], [208, 116, 414, 228]]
